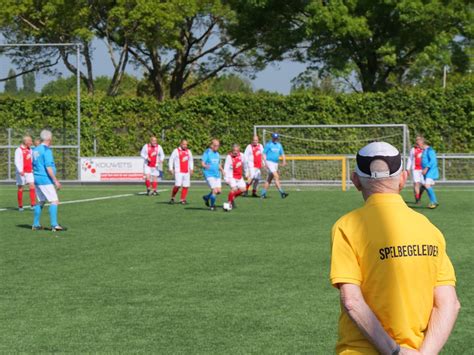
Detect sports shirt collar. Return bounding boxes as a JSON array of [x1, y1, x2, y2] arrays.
[[365, 193, 405, 206]]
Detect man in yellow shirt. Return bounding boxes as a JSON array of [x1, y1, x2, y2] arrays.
[[330, 142, 460, 355]]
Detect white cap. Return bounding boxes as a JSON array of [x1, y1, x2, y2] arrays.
[[355, 142, 402, 179]]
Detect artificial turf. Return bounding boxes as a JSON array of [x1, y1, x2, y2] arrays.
[[0, 185, 472, 353]]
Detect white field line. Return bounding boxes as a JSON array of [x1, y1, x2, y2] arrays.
[[0, 189, 167, 212]]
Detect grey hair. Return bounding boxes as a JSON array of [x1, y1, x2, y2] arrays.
[[232, 143, 240, 149], [359, 160, 400, 193], [40, 130, 52, 141]]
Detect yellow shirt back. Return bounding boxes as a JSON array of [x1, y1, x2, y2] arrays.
[[330, 193, 456, 354]]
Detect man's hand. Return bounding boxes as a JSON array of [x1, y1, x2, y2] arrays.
[[20, 171, 25, 176], [422, 168, 428, 176], [190, 170, 194, 176], [281, 160, 287, 167], [400, 347, 421, 355], [170, 170, 174, 176], [54, 180, 61, 190]]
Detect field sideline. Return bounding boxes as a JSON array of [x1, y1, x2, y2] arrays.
[[0, 185, 473, 353]]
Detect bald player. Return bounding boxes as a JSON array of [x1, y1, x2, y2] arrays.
[[14, 135, 36, 211], [244, 135, 264, 197], [140, 136, 165, 196], [202, 139, 223, 211], [330, 142, 459, 354]]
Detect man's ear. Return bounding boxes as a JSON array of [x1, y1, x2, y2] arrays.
[[351, 172, 362, 191], [399, 170, 408, 191]]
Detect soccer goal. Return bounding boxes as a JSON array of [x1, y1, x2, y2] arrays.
[[254, 124, 410, 190], [0, 43, 82, 181]]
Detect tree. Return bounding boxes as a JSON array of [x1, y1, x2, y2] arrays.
[[4, 69, 17, 94], [22, 72, 35, 94], [0, 0, 96, 94], [230, 0, 473, 92], [103, 0, 262, 101], [210, 74, 253, 93], [290, 70, 339, 94]]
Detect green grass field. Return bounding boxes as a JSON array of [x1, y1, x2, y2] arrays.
[[0, 185, 473, 353]]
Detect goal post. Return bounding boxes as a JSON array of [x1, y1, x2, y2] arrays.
[[254, 124, 410, 189], [284, 155, 347, 191]]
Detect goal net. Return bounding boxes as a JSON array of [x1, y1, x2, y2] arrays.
[[254, 124, 410, 189], [0, 43, 82, 181]]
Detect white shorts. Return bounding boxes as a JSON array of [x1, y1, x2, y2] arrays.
[[412, 170, 425, 184], [248, 167, 262, 180], [425, 178, 435, 186], [16, 172, 34, 186], [206, 177, 222, 189], [226, 177, 246, 190], [174, 172, 191, 187], [144, 165, 161, 177], [266, 161, 279, 174], [36, 184, 59, 203]]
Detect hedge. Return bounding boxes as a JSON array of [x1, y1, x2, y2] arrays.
[[0, 80, 472, 158]]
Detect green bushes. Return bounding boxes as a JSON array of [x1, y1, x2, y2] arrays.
[[0, 80, 472, 156]]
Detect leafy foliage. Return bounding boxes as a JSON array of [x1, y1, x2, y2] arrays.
[[0, 80, 472, 157]]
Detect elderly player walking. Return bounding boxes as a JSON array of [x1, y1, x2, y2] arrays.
[[14, 135, 36, 211], [140, 136, 165, 196], [32, 130, 64, 231], [244, 135, 264, 197], [168, 139, 194, 205], [330, 142, 459, 354]]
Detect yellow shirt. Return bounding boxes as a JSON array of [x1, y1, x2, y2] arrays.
[[330, 193, 456, 354]]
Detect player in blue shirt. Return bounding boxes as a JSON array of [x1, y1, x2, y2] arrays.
[[261, 133, 288, 199], [421, 140, 439, 209], [32, 130, 64, 231], [202, 139, 223, 211]]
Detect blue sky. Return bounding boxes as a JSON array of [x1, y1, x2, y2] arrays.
[[0, 38, 308, 94]]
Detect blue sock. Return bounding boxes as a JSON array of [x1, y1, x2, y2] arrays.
[[49, 204, 58, 227], [261, 188, 267, 196], [33, 204, 43, 226], [426, 187, 438, 204], [278, 188, 285, 194], [209, 194, 216, 207]]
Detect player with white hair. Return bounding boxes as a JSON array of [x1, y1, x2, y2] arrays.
[[223, 143, 247, 210], [140, 136, 165, 196], [202, 139, 223, 211], [243, 135, 264, 197], [32, 129, 64, 231], [168, 139, 194, 205], [14, 135, 36, 211]]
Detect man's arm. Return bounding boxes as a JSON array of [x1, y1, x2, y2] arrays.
[[14, 148, 23, 174], [419, 286, 460, 355], [140, 145, 148, 161], [339, 284, 418, 355], [189, 150, 194, 174], [168, 149, 176, 174], [46, 167, 61, 190], [280, 146, 286, 166]]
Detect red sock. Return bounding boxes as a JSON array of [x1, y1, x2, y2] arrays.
[[228, 191, 235, 203], [234, 190, 243, 198], [415, 193, 420, 199], [29, 187, 36, 206], [172, 186, 180, 198], [17, 189, 23, 208], [145, 179, 151, 189], [152, 181, 158, 191], [252, 189, 257, 195], [181, 187, 189, 201]]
